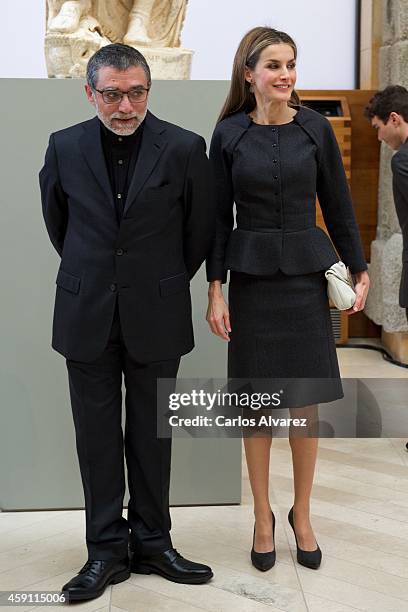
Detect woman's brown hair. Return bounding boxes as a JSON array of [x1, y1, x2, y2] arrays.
[[218, 26, 301, 123]]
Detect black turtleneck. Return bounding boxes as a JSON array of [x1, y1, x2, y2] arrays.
[[100, 119, 144, 222]]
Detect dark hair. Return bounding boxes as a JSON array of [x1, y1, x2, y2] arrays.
[[364, 85, 408, 123], [218, 27, 300, 123], [86, 43, 151, 89]]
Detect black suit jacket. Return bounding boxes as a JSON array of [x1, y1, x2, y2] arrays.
[[206, 105, 367, 283], [391, 141, 408, 307], [39, 111, 215, 363]]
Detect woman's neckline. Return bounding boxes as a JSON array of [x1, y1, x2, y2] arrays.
[[248, 110, 298, 126], [250, 119, 295, 126]]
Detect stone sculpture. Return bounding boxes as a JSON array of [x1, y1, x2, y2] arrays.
[[45, 0, 192, 79]]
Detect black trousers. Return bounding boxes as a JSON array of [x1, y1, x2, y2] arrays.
[[66, 302, 180, 560]]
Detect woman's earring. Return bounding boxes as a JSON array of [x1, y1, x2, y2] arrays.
[[249, 81, 254, 93]]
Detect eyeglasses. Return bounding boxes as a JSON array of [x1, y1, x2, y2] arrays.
[[94, 87, 150, 104]]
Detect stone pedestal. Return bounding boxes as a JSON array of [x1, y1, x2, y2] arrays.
[[45, 18, 111, 78], [139, 47, 193, 79], [45, 30, 193, 79], [45, 5, 193, 81], [382, 328, 408, 363], [365, 234, 408, 331]]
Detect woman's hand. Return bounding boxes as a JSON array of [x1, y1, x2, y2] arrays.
[[206, 281, 231, 341], [345, 270, 370, 315]]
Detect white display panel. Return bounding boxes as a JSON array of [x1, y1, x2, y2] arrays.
[[3, 0, 357, 86]]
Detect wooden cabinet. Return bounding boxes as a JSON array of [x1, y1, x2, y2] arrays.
[[300, 96, 352, 344], [298, 92, 381, 341]]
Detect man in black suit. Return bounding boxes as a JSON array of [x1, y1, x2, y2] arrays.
[[40, 43, 214, 602], [365, 85, 408, 321]]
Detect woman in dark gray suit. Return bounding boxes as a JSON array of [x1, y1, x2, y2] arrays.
[[206, 27, 369, 571]]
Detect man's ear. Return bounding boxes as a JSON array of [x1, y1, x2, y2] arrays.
[[85, 84, 96, 107], [389, 111, 402, 126]]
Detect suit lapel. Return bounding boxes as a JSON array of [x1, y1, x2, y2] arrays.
[[79, 117, 115, 211], [123, 111, 168, 216]]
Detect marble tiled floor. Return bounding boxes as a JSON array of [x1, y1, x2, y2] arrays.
[[1, 346, 408, 612]]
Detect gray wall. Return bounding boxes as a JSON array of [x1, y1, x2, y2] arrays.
[[0, 79, 241, 510]]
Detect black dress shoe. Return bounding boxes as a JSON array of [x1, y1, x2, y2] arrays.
[[130, 547, 213, 584], [251, 510, 276, 571], [62, 557, 130, 602], [288, 507, 322, 569]]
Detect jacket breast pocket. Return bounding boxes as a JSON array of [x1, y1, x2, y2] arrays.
[[125, 183, 174, 223], [142, 182, 172, 202], [56, 269, 81, 294], [159, 272, 189, 297]]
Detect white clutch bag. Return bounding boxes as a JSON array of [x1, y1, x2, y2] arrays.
[[325, 262, 356, 310]]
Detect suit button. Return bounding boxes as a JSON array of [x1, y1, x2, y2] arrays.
[[116, 248, 124, 256], [110, 283, 117, 292], [273, 159, 277, 163], [274, 176, 278, 180], [272, 143, 277, 147]]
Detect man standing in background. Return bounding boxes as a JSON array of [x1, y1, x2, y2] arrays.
[[365, 85, 408, 321]]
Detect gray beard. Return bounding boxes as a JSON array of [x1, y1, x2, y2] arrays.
[[95, 107, 147, 136]]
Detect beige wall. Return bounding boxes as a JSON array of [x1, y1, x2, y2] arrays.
[[360, 0, 383, 88]]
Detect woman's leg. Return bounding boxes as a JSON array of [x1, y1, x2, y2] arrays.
[[288, 404, 319, 550], [244, 434, 274, 552]]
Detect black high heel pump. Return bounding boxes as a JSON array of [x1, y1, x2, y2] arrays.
[[251, 510, 276, 571], [288, 506, 322, 569]]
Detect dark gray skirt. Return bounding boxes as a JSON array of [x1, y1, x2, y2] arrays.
[[227, 270, 343, 406]]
